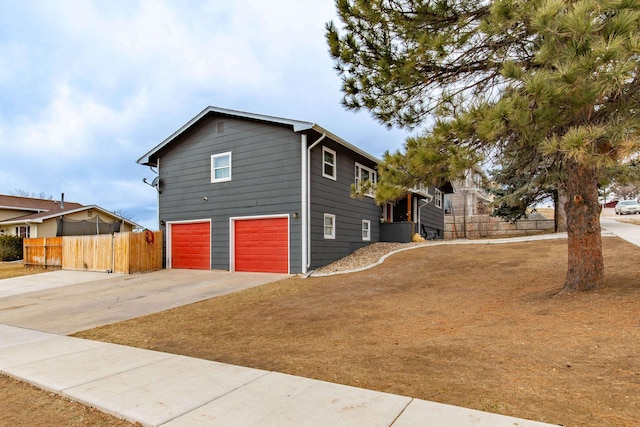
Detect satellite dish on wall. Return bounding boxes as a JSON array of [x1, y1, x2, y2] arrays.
[[143, 176, 162, 194]]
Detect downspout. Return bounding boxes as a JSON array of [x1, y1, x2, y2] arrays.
[[417, 196, 434, 236], [156, 159, 161, 230], [301, 135, 308, 273], [302, 132, 326, 272]]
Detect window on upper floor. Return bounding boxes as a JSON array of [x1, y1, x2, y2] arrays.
[[362, 219, 371, 241], [322, 146, 337, 180], [324, 213, 336, 239], [355, 163, 377, 197], [434, 189, 443, 209], [211, 152, 232, 183]]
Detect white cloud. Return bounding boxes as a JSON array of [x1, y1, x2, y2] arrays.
[[0, 0, 411, 231], [2, 83, 146, 158]]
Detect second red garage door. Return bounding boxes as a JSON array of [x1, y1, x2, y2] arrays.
[[234, 217, 288, 273], [170, 222, 211, 270]]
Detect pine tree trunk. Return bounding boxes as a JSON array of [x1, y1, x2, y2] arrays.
[[562, 160, 603, 292]]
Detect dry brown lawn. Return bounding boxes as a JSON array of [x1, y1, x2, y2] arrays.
[[0, 375, 134, 427], [2, 238, 639, 426], [71, 237, 640, 427], [0, 262, 44, 280], [532, 207, 555, 219], [616, 216, 640, 225]]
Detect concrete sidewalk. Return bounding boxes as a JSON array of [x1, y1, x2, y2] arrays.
[[0, 324, 557, 427]]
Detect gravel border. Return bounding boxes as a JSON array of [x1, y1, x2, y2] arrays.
[[309, 242, 431, 276], [307, 214, 629, 278], [306, 233, 576, 277]]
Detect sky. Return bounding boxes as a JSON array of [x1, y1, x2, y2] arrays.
[[0, 0, 413, 229]]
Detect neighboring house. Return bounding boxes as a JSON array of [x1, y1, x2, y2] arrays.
[[0, 194, 140, 238], [445, 165, 492, 217], [137, 106, 447, 274]]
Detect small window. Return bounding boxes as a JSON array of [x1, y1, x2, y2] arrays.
[[355, 163, 377, 197], [435, 189, 443, 209], [211, 152, 232, 183], [324, 214, 335, 239], [15, 226, 30, 238], [322, 147, 336, 180], [362, 220, 371, 241]]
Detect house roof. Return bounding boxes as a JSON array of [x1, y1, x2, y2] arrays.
[[0, 194, 83, 214], [137, 106, 380, 166], [0, 195, 142, 229]]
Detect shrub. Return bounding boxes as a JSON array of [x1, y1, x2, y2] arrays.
[[0, 235, 23, 261]]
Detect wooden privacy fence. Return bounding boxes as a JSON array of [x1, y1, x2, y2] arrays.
[[23, 237, 63, 269], [24, 231, 162, 274]]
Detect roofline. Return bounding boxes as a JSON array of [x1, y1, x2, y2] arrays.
[[137, 106, 380, 166], [308, 124, 380, 164], [0, 205, 43, 212], [0, 205, 143, 229]]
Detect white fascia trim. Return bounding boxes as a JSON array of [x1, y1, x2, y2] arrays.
[[138, 106, 316, 166], [310, 125, 380, 164]]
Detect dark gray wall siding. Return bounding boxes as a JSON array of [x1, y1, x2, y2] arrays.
[[157, 116, 303, 272], [308, 140, 380, 269], [418, 187, 445, 238]]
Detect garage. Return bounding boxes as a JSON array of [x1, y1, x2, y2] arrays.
[[233, 217, 289, 273], [170, 221, 211, 270]]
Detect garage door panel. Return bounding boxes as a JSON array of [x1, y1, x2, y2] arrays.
[[171, 222, 210, 270], [234, 217, 288, 274]]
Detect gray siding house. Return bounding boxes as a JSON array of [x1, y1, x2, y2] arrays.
[[137, 106, 446, 274]]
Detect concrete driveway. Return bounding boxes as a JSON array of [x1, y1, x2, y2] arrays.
[[0, 269, 289, 334]]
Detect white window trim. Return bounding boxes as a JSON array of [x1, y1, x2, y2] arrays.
[[355, 162, 377, 198], [211, 152, 232, 183], [362, 219, 371, 241], [15, 225, 30, 238], [322, 146, 337, 180], [324, 213, 336, 239], [435, 189, 443, 209]]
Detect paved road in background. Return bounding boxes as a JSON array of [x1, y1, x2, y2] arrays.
[[600, 207, 640, 248]]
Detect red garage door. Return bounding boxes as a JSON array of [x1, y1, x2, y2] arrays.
[[171, 222, 210, 270], [234, 217, 288, 273]]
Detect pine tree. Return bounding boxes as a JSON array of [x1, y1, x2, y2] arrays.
[[328, 0, 640, 291]]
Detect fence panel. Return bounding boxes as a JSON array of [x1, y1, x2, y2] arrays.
[[25, 232, 162, 273], [62, 234, 114, 272], [128, 231, 163, 274], [23, 237, 63, 269], [113, 232, 130, 274]]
